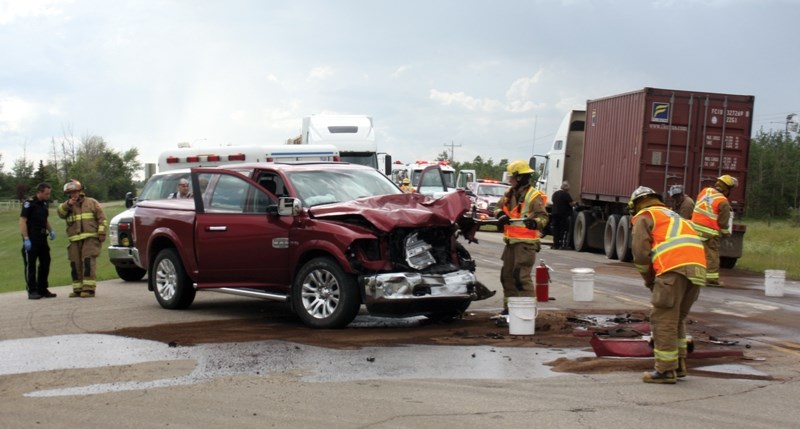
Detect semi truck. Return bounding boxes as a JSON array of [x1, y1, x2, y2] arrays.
[[538, 87, 754, 268], [287, 114, 392, 175]]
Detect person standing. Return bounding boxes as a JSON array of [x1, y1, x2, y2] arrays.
[[691, 175, 737, 287], [168, 178, 193, 199], [20, 183, 57, 300], [550, 181, 574, 249], [57, 180, 107, 298], [668, 185, 694, 220], [400, 178, 415, 193], [630, 186, 706, 384], [492, 160, 549, 320]]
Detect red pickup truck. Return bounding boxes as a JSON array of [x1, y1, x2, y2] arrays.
[[132, 162, 485, 328]]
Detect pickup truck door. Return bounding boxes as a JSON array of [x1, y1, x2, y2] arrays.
[[192, 170, 291, 288]]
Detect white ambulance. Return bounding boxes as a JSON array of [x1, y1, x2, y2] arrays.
[[157, 144, 340, 171]]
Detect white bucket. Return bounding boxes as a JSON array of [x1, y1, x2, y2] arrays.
[[765, 270, 786, 297], [507, 297, 537, 335], [571, 268, 595, 301]]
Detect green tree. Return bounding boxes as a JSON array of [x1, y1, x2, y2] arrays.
[[65, 135, 140, 201], [11, 158, 34, 200], [746, 130, 800, 218]]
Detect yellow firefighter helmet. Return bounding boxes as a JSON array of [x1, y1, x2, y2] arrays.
[[506, 160, 534, 176]]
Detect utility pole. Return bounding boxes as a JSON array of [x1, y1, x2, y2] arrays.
[[444, 140, 461, 162]]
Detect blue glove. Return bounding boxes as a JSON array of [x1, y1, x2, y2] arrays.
[[23, 238, 32, 251], [49, 230, 56, 240]]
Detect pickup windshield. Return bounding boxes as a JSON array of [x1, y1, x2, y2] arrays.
[[287, 168, 402, 207]]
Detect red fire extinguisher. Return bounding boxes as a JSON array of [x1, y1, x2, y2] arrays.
[[535, 260, 550, 302]]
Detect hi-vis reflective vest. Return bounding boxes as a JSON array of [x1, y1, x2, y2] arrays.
[[502, 186, 547, 244], [633, 206, 706, 285], [691, 187, 727, 237]]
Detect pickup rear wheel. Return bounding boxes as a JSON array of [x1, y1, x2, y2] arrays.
[[292, 257, 360, 329], [151, 248, 196, 309]]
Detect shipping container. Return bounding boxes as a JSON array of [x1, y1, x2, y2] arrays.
[[581, 88, 753, 214]]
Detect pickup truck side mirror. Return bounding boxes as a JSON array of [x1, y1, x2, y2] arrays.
[[277, 197, 301, 216]]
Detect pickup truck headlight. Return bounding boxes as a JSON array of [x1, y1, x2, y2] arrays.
[[476, 200, 489, 210]]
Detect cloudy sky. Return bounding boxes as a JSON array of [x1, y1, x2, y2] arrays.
[[1, 0, 798, 174]]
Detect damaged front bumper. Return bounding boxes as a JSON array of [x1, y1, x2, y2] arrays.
[[361, 269, 476, 304]]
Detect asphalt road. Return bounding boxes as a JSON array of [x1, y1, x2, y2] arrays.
[[1, 231, 799, 429]]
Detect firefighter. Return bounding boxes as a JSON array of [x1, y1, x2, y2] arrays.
[[57, 180, 107, 298], [20, 183, 57, 300], [630, 186, 706, 384], [668, 185, 694, 220], [492, 160, 549, 320], [691, 175, 736, 287], [400, 177, 414, 193]]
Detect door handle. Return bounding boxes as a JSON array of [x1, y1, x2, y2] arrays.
[[206, 226, 228, 231]]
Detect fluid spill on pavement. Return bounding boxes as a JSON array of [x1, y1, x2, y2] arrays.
[[1, 333, 594, 398]]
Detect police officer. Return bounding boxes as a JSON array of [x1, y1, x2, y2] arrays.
[[630, 186, 706, 384], [691, 175, 737, 287], [57, 180, 107, 298], [20, 183, 57, 300], [492, 160, 549, 320]]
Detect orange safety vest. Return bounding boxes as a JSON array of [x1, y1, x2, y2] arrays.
[[691, 187, 726, 237], [633, 206, 706, 284], [502, 186, 547, 244]]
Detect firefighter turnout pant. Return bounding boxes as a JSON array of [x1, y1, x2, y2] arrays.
[[701, 235, 721, 285], [68, 238, 102, 295], [650, 271, 700, 373], [500, 241, 539, 308]]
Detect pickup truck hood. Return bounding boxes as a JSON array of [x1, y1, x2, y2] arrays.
[[309, 191, 471, 232]]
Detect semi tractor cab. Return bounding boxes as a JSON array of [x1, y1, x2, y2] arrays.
[[287, 114, 392, 175]]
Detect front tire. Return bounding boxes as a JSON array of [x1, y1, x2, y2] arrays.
[[720, 257, 737, 269], [292, 257, 360, 329], [116, 266, 147, 282], [151, 248, 195, 309]]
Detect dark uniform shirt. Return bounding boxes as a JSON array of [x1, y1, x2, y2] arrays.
[[21, 198, 50, 240], [551, 189, 573, 216]]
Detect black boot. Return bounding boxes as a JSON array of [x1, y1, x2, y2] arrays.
[[28, 290, 42, 300], [39, 289, 57, 298]]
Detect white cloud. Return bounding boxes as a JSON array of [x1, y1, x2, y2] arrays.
[[0, 0, 68, 25], [0, 95, 36, 133], [390, 65, 410, 78], [309, 66, 334, 80]]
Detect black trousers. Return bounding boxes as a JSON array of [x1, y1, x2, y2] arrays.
[[22, 237, 51, 293], [551, 214, 570, 248]]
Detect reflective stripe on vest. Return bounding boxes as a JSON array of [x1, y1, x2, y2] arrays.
[[633, 207, 706, 279], [502, 187, 546, 243], [64, 212, 97, 223], [68, 231, 100, 242], [691, 188, 726, 236]]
